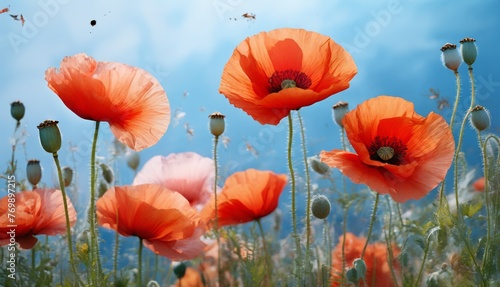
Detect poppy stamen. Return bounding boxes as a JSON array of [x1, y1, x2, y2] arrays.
[[377, 146, 395, 161], [268, 69, 312, 93], [369, 136, 407, 165]]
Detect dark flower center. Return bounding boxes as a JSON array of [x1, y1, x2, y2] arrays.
[[268, 69, 312, 93], [368, 136, 407, 165]]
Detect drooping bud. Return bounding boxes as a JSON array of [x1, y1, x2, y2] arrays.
[[309, 156, 330, 175], [311, 195, 331, 219], [208, 112, 226, 137], [332, 101, 349, 127], [37, 120, 62, 154], [459, 37, 477, 66], [10, 101, 25, 125], [62, 166, 73, 187], [440, 43, 461, 72], [100, 163, 114, 184], [345, 267, 358, 283], [26, 159, 42, 188], [353, 258, 367, 281], [98, 181, 108, 198], [470, 105, 490, 131], [173, 262, 187, 279], [126, 151, 140, 171]]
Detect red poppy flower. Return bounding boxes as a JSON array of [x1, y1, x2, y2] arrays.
[[201, 169, 287, 227], [321, 96, 455, 203], [219, 28, 357, 125], [331, 233, 400, 287], [133, 152, 215, 207], [0, 189, 76, 249], [45, 53, 170, 151], [472, 177, 485, 192], [96, 184, 206, 260]]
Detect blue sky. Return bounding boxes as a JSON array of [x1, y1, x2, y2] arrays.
[[1, 0, 499, 205]]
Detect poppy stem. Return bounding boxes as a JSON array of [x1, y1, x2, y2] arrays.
[[383, 196, 399, 287], [88, 120, 102, 284], [53, 152, 81, 285], [480, 135, 499, 273], [257, 218, 272, 281], [287, 113, 303, 282], [340, 126, 349, 285], [449, 70, 461, 131], [297, 111, 312, 282], [113, 209, 120, 283], [212, 135, 223, 286], [138, 238, 143, 287], [360, 192, 379, 259]]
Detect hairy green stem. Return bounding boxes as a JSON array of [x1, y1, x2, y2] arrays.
[[415, 232, 432, 287], [287, 113, 302, 282], [340, 126, 349, 285], [384, 197, 399, 287], [89, 121, 102, 284], [257, 218, 272, 281], [449, 70, 461, 131], [297, 111, 312, 282], [113, 210, 120, 283], [53, 153, 81, 285], [138, 238, 143, 287], [212, 135, 223, 286], [480, 135, 500, 273], [361, 193, 380, 259]]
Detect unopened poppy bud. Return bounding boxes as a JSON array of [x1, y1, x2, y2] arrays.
[[37, 120, 62, 154], [98, 181, 108, 198], [459, 37, 477, 66], [440, 43, 461, 72], [309, 156, 330, 175], [345, 267, 358, 283], [100, 163, 114, 184], [311, 195, 331, 219], [208, 112, 225, 137], [353, 258, 367, 280], [26, 159, 42, 187], [173, 262, 187, 279], [332, 101, 349, 127], [126, 151, 140, 171], [470, 105, 490, 131], [10, 101, 25, 124], [62, 166, 73, 187]]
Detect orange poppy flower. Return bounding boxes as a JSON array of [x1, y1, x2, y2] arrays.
[[321, 96, 455, 203], [219, 28, 357, 125], [45, 53, 170, 151], [96, 184, 206, 260], [0, 189, 76, 249], [331, 233, 400, 287], [472, 177, 485, 192], [201, 169, 287, 227]]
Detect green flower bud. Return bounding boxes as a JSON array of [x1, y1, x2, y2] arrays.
[[100, 163, 114, 184], [37, 120, 62, 154], [126, 151, 140, 171], [62, 166, 73, 187], [10, 101, 25, 124], [309, 156, 330, 175], [332, 101, 349, 127], [470, 105, 490, 131], [173, 262, 187, 279], [311, 195, 331, 219], [459, 37, 477, 66], [345, 267, 358, 283], [353, 258, 367, 281], [208, 112, 225, 137], [98, 181, 108, 198], [440, 43, 461, 72], [26, 159, 42, 187]]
